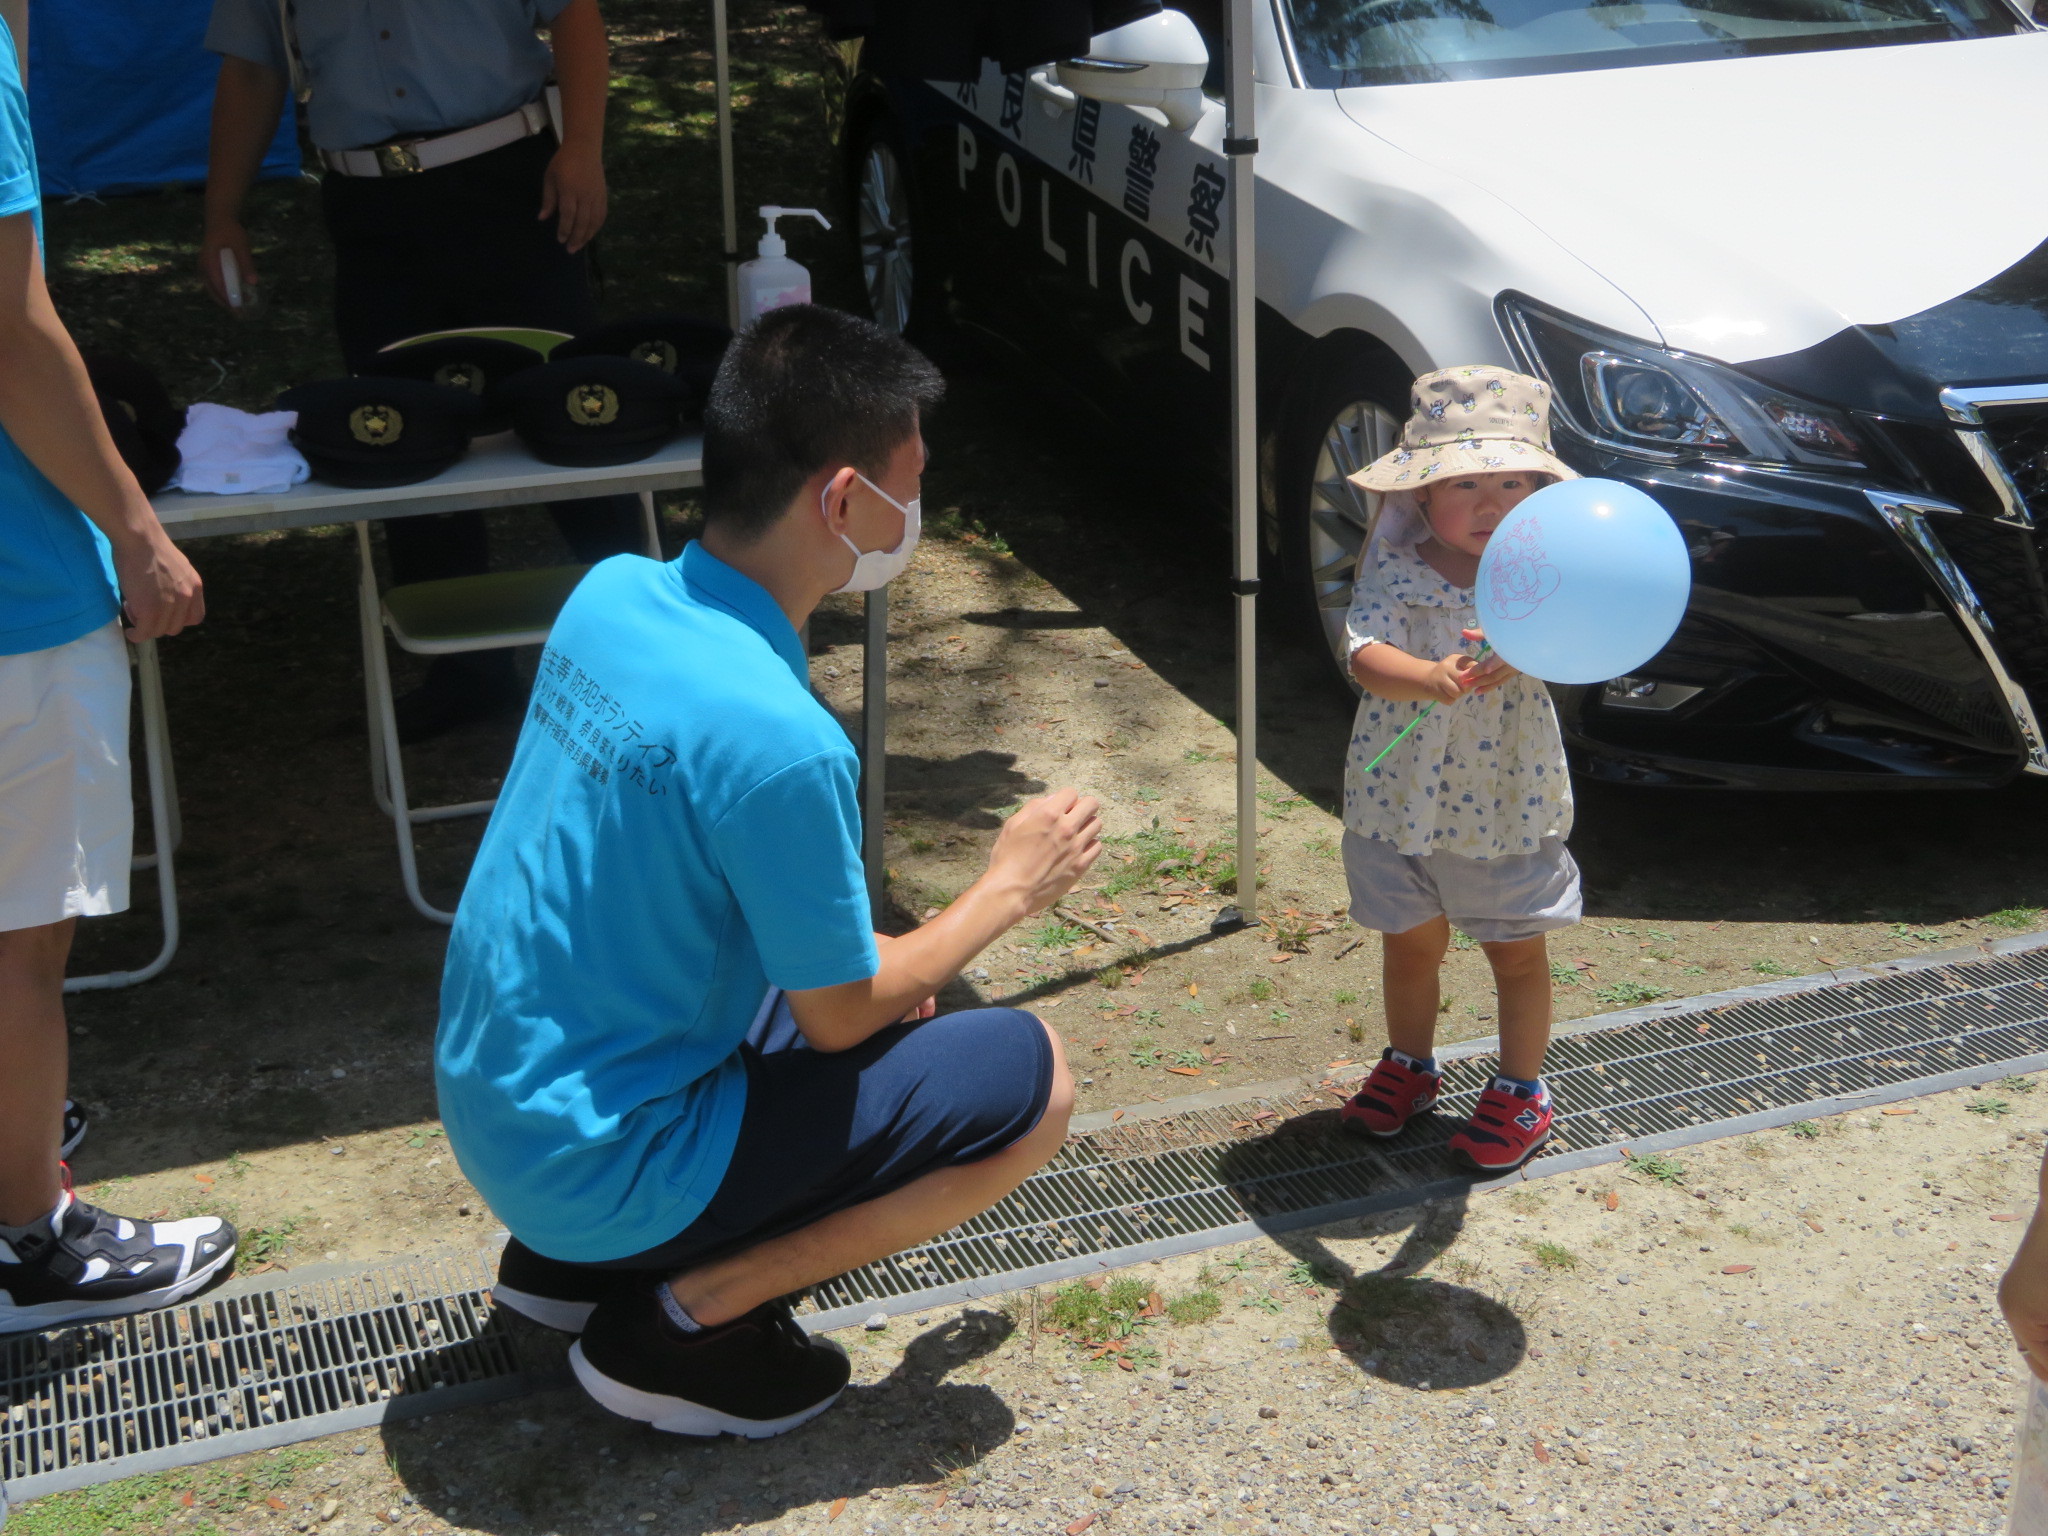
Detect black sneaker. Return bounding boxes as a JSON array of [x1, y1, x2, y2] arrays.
[[0, 1193, 236, 1333], [492, 1237, 666, 1333], [570, 1290, 849, 1438], [59, 1100, 89, 1160]]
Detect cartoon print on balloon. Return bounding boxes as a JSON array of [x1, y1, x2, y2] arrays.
[[1486, 517, 1562, 620]]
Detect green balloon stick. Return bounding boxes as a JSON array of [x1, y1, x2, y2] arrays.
[[1362, 642, 1491, 774]]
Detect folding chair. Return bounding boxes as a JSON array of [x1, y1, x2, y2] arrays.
[[64, 639, 182, 992], [357, 494, 661, 923]]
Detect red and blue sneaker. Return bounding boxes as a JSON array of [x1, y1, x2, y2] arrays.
[[1340, 1048, 1442, 1138], [1449, 1077, 1553, 1173]]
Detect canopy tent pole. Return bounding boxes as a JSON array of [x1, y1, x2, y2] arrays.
[[1224, 0, 1259, 925], [713, 0, 740, 327]]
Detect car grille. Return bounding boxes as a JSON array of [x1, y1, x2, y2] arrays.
[[1936, 404, 2048, 734]]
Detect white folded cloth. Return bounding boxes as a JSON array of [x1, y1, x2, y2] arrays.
[[166, 402, 309, 496]]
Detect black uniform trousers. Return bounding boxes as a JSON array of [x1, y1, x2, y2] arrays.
[[321, 132, 644, 588]]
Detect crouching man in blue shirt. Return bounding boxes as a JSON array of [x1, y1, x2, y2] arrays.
[[435, 305, 1098, 1438]]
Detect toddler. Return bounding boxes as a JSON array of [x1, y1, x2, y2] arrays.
[[1335, 365, 1581, 1173]]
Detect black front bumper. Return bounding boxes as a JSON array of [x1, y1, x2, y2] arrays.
[[1557, 456, 2039, 791]]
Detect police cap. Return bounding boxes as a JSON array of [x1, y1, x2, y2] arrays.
[[359, 337, 546, 434], [277, 377, 483, 488], [83, 352, 185, 495], [552, 313, 730, 416], [487, 355, 688, 468]]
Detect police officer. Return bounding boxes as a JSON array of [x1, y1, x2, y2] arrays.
[[197, 0, 644, 740]]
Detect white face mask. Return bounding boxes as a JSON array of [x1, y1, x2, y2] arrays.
[[823, 471, 921, 593]]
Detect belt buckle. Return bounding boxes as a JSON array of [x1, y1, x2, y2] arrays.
[[375, 142, 423, 175]]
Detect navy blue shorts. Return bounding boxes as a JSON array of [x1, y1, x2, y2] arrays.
[[592, 999, 1055, 1272]]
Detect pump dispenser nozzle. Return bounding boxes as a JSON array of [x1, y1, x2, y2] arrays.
[[757, 206, 831, 260]]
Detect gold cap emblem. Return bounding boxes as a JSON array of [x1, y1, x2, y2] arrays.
[[433, 362, 484, 394], [349, 403, 403, 445], [629, 339, 679, 373], [568, 383, 621, 427]]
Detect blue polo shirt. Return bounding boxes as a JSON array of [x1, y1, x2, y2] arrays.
[[436, 544, 880, 1262], [0, 16, 119, 658], [205, 0, 569, 152]]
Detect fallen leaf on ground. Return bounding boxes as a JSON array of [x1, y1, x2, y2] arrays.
[[1166, 1066, 1203, 1076], [1992, 1214, 2024, 1222], [179, 1493, 195, 1509], [1722, 1264, 1755, 1275], [267, 1498, 288, 1511], [1110, 1109, 1124, 1122], [1067, 1517, 1098, 1535], [1532, 1438, 1551, 1465], [828, 1498, 847, 1522], [1881, 1107, 1916, 1116], [1803, 1217, 1824, 1233], [1269, 953, 1293, 964], [194, 1174, 214, 1186], [1188, 983, 1199, 997], [1605, 1191, 1620, 1211]]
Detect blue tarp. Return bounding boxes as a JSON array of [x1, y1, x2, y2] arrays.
[[28, 0, 300, 198]]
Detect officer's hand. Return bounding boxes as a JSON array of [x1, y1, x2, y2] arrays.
[[540, 145, 608, 254], [199, 222, 258, 312]]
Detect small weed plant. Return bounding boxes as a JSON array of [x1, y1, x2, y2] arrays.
[[1595, 981, 1671, 1005], [1167, 1289, 1222, 1325], [1528, 1240, 1579, 1271], [1968, 1098, 2014, 1118], [1033, 918, 1088, 950], [1629, 1151, 1687, 1185], [1987, 907, 2043, 931], [1789, 1120, 1823, 1139]]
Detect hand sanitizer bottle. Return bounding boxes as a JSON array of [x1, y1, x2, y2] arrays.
[[738, 206, 831, 324]]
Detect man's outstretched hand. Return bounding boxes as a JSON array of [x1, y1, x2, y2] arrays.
[[988, 787, 1104, 916]]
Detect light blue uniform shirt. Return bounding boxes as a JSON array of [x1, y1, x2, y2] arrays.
[[0, 16, 118, 658], [436, 544, 881, 1262], [204, 0, 570, 151]]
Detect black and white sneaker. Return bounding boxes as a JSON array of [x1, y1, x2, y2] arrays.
[[492, 1237, 666, 1334], [0, 1192, 237, 1334], [59, 1100, 89, 1160], [570, 1290, 849, 1438]]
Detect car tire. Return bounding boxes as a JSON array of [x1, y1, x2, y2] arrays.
[[1273, 347, 1412, 693], [845, 109, 921, 338]]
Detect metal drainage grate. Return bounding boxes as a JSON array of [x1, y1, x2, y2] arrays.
[[798, 940, 2048, 1330], [1, 1250, 545, 1503]]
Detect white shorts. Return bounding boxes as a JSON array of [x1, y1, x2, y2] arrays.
[[1343, 830, 1581, 945], [0, 623, 132, 933]]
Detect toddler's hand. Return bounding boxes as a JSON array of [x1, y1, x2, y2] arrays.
[[1423, 652, 1476, 703], [1459, 627, 1521, 695]]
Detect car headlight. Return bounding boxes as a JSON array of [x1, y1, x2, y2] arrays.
[[1499, 296, 1868, 470]]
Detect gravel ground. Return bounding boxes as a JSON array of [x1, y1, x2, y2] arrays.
[[21, 1072, 2045, 1536]]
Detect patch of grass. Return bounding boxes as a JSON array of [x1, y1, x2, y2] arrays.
[[1245, 977, 1277, 1003], [1647, 929, 1677, 942], [1268, 913, 1314, 953], [1183, 747, 1220, 763], [1256, 789, 1307, 817], [1890, 923, 1945, 945], [1177, 997, 1208, 1015], [1628, 1151, 1687, 1185], [1307, 836, 1339, 860], [2005, 1076, 2040, 1094], [1166, 1289, 1222, 1325], [1450, 928, 1477, 951], [1170, 1049, 1207, 1068], [908, 836, 935, 854], [1219, 1251, 1257, 1274], [404, 1126, 445, 1149], [12, 1443, 328, 1536], [1044, 1277, 1154, 1344], [1789, 1120, 1823, 1139], [1550, 961, 1584, 988], [1987, 907, 2043, 931], [1133, 786, 1163, 804], [1752, 959, 1799, 976], [1967, 1098, 2015, 1118], [1032, 917, 1088, 950], [1240, 1293, 1284, 1315], [1594, 980, 1671, 1005], [1283, 1258, 1342, 1289], [244, 1219, 298, 1266], [225, 1151, 252, 1179], [1527, 1240, 1579, 1271], [1333, 989, 1359, 1006], [1099, 823, 1233, 898], [1504, 1188, 1546, 1214]]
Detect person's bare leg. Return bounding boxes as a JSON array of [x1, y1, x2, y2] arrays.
[[667, 1018, 1075, 1327], [0, 919, 74, 1225], [1381, 915, 1450, 1063], [1482, 933, 1552, 1082]]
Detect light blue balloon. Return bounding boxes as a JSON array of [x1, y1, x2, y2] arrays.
[[1474, 479, 1691, 685]]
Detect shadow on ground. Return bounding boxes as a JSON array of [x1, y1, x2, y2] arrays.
[[380, 1312, 1017, 1533]]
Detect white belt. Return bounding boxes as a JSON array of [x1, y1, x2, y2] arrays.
[[321, 98, 550, 178]]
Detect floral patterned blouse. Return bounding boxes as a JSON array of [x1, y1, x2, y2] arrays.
[[1341, 540, 1573, 860]]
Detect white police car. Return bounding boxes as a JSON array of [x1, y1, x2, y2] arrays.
[[841, 0, 2048, 790]]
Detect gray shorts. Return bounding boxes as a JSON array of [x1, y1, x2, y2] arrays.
[[1343, 831, 1582, 944]]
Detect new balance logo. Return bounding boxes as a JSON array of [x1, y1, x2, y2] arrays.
[[1515, 1106, 1543, 1132]]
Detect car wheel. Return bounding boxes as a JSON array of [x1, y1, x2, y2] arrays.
[[852, 123, 915, 335], [1275, 351, 1411, 690]]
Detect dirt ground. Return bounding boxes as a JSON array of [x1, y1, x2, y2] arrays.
[[21, 1074, 2043, 1536]]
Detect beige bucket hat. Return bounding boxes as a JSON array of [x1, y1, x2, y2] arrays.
[[1349, 365, 1577, 492]]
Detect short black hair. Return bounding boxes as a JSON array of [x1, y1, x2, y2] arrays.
[[700, 305, 944, 541]]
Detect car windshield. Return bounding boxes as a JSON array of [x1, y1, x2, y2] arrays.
[[1283, 0, 2028, 86]]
